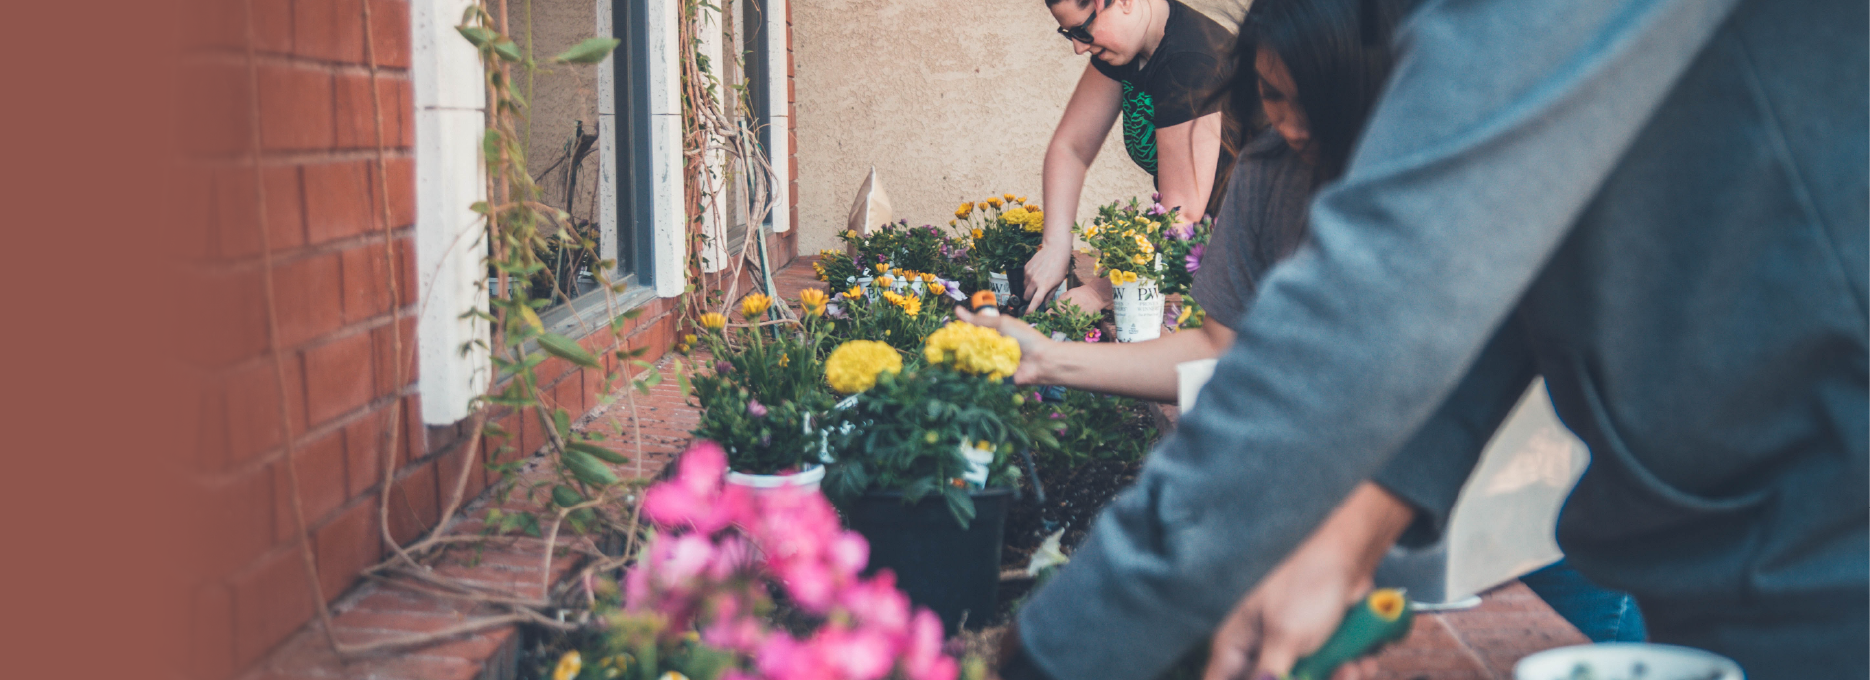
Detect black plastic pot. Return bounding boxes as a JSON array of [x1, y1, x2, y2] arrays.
[[845, 487, 1011, 633]]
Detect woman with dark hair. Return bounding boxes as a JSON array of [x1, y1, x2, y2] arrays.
[[1022, 0, 1235, 314]]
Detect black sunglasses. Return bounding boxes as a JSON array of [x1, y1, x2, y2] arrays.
[[1056, 2, 1101, 43]]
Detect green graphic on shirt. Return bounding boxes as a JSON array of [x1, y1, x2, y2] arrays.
[[1119, 81, 1158, 176]]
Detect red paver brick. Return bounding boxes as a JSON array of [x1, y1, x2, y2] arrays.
[[225, 356, 309, 464], [303, 160, 376, 244], [272, 429, 349, 541], [368, 0, 413, 69], [294, 0, 366, 64], [434, 436, 488, 509], [217, 165, 306, 259], [273, 251, 346, 349], [334, 73, 413, 149], [303, 331, 375, 427], [313, 496, 381, 603], [385, 460, 440, 545], [343, 414, 388, 496], [231, 548, 319, 669], [257, 64, 334, 152], [373, 314, 418, 397]]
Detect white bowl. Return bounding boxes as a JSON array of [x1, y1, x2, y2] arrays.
[[1515, 643, 1743, 680]]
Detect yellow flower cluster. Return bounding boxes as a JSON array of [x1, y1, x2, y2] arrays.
[[739, 293, 773, 319], [955, 202, 974, 218], [923, 321, 1020, 381], [881, 290, 922, 317], [985, 196, 1003, 209], [1107, 270, 1140, 285], [799, 288, 828, 317], [1001, 206, 1046, 233], [826, 340, 903, 394], [699, 312, 728, 331]]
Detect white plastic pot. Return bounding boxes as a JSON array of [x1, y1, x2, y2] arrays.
[[989, 272, 1013, 306], [1514, 643, 1743, 680], [1112, 277, 1165, 342], [724, 463, 826, 494]]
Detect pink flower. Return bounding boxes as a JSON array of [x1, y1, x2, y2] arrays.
[[840, 571, 910, 634], [1084, 328, 1102, 343], [828, 532, 870, 579], [642, 441, 754, 533], [747, 398, 768, 418], [817, 624, 898, 680], [903, 610, 958, 680]]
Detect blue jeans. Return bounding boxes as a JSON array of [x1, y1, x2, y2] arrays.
[[1520, 559, 1647, 643]]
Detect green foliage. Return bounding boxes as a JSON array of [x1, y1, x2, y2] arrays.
[[688, 316, 836, 474], [1074, 198, 1211, 296], [1023, 299, 1100, 342], [823, 282, 955, 360], [1026, 388, 1158, 467], [821, 367, 1055, 528], [811, 248, 862, 287], [959, 198, 1043, 277], [554, 37, 622, 64]]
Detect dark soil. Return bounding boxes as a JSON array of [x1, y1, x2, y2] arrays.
[[1001, 458, 1144, 570]]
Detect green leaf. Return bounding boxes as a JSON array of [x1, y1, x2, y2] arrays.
[[552, 485, 584, 507], [553, 37, 622, 64], [538, 333, 601, 368], [552, 408, 572, 436], [456, 25, 497, 47], [563, 448, 619, 486], [492, 38, 523, 62], [566, 441, 628, 464]]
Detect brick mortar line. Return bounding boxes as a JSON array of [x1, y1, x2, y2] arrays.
[[200, 379, 419, 486], [178, 147, 418, 168], [202, 300, 418, 375], [180, 50, 415, 77], [190, 225, 416, 273]]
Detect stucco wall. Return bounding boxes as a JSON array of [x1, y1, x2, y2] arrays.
[[792, 0, 1241, 254]]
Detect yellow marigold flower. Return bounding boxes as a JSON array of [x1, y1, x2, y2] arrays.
[[1016, 196, 1028, 204], [923, 321, 1021, 381], [779, 352, 791, 367], [1002, 193, 1016, 202], [921, 272, 937, 283], [928, 282, 947, 297], [799, 288, 828, 317], [739, 293, 773, 319], [986, 197, 1003, 208], [683, 334, 698, 344], [843, 286, 863, 300], [699, 312, 728, 331], [955, 202, 974, 218], [971, 227, 984, 240], [876, 263, 891, 274], [826, 340, 903, 394], [949, 219, 958, 227], [894, 294, 922, 317], [877, 275, 895, 289], [553, 652, 582, 680]]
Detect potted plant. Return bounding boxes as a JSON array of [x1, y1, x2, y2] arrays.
[[1074, 196, 1211, 341], [689, 291, 837, 491], [957, 195, 1043, 309], [823, 273, 960, 358], [819, 322, 1057, 632]]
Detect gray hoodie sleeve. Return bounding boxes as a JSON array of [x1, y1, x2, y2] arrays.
[[1014, 1, 1743, 679]]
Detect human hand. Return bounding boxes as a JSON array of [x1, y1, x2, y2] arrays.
[[1203, 484, 1414, 680], [1023, 243, 1073, 314], [955, 305, 1055, 385], [1057, 278, 1113, 314]]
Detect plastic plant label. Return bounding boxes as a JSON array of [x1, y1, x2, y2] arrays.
[[1112, 277, 1165, 342], [989, 272, 1012, 306], [960, 441, 995, 488]]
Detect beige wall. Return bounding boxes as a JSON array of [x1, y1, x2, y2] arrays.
[[792, 0, 1172, 254]]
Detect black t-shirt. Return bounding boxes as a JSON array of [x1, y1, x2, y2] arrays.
[[1090, 0, 1232, 178]]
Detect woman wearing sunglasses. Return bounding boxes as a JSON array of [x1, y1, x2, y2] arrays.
[[1023, 0, 1234, 314]]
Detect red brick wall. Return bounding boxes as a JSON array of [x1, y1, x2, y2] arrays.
[[182, 1, 424, 677]]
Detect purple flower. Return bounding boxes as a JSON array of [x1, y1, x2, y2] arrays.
[[827, 302, 849, 319], [940, 279, 966, 302], [747, 399, 768, 418], [1151, 192, 1161, 202], [1146, 202, 1170, 217], [1185, 244, 1206, 273], [1049, 412, 1064, 419], [1166, 223, 1193, 241], [1032, 391, 1044, 403], [715, 360, 735, 374]]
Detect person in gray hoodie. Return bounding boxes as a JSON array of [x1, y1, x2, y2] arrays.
[[995, 0, 1867, 679]]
